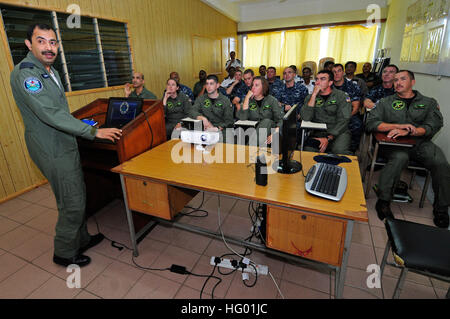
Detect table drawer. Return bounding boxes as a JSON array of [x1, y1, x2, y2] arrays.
[[124, 177, 172, 220], [266, 206, 347, 266]]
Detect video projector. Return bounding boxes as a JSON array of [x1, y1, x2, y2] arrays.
[[180, 130, 220, 152]]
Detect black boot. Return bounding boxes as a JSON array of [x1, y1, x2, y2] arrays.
[[79, 233, 105, 255], [376, 199, 394, 220], [53, 254, 91, 267], [433, 208, 449, 229]]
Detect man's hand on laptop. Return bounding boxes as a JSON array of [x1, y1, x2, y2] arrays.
[[96, 128, 122, 142]]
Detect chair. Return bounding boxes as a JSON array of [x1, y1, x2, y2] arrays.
[[380, 217, 450, 299], [318, 57, 335, 71], [301, 61, 317, 77], [362, 132, 431, 208], [298, 120, 327, 151]]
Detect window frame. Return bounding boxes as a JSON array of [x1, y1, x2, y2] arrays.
[[0, 2, 135, 95]]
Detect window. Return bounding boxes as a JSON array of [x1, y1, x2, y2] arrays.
[[0, 4, 133, 92]]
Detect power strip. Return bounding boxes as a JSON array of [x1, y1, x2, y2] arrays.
[[210, 256, 268, 276]]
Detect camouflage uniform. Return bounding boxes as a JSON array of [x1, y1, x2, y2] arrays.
[[366, 84, 395, 104], [179, 84, 194, 102], [333, 79, 362, 152], [366, 91, 450, 211], [231, 81, 251, 102], [268, 78, 283, 95], [272, 81, 309, 112], [300, 89, 352, 155]]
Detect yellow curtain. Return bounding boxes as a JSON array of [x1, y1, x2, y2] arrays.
[[280, 28, 321, 71], [325, 25, 378, 73], [244, 32, 283, 71]]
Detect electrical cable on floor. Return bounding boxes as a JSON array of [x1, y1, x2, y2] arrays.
[[216, 194, 285, 298], [179, 192, 208, 217]]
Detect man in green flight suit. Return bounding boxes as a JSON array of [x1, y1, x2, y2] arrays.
[[190, 74, 234, 142], [366, 70, 450, 228], [10, 24, 122, 267], [124, 72, 157, 99], [300, 70, 352, 155]]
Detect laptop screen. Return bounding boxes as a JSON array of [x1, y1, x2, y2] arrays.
[[105, 98, 143, 128]]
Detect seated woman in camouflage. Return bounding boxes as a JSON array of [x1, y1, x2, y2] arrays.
[[163, 78, 192, 139], [237, 76, 283, 146]]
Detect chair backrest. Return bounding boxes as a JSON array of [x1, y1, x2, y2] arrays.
[[318, 57, 335, 71], [301, 61, 317, 77]]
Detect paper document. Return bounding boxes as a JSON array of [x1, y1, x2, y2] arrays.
[[301, 121, 327, 130]]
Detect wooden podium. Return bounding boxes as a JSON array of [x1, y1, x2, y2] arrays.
[[72, 99, 167, 224]]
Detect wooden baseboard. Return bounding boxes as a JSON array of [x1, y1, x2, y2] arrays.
[[0, 180, 49, 204]]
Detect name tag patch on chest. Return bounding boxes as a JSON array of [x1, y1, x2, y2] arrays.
[[24, 77, 43, 94], [414, 104, 425, 109], [392, 100, 405, 111]]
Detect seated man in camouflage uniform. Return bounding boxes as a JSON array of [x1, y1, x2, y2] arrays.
[[272, 66, 309, 113], [364, 64, 398, 109], [300, 70, 352, 155], [228, 69, 254, 113], [366, 70, 450, 228], [190, 74, 234, 141]]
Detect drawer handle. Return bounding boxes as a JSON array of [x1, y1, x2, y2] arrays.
[[291, 241, 312, 257], [301, 215, 307, 220], [142, 200, 153, 207], [143, 181, 147, 186]]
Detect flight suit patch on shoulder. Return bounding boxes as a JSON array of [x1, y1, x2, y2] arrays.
[[23, 77, 43, 94], [392, 100, 405, 110]]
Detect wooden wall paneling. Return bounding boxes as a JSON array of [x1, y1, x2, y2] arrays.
[[0, 141, 14, 197], [0, 72, 34, 192]]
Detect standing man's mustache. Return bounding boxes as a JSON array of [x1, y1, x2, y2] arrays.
[[41, 51, 55, 56]]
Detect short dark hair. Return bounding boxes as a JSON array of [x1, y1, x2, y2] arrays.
[[397, 69, 415, 80], [345, 61, 357, 69], [317, 70, 334, 82], [332, 63, 344, 71], [259, 65, 266, 69], [384, 64, 399, 73], [324, 60, 335, 68], [206, 74, 219, 83], [244, 69, 254, 76], [302, 67, 312, 73], [289, 65, 297, 72], [253, 76, 269, 96], [267, 66, 276, 72], [27, 23, 56, 42]]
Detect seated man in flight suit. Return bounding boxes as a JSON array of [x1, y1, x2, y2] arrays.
[[300, 70, 352, 155], [190, 74, 234, 142], [366, 70, 450, 228]]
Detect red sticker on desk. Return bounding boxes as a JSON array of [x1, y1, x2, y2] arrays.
[[291, 241, 312, 257]]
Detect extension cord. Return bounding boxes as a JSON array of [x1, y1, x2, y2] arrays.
[[210, 256, 268, 276]]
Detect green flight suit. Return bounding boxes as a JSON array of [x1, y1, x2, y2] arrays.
[[366, 91, 450, 209], [164, 92, 191, 139], [10, 51, 97, 258], [129, 86, 157, 99], [300, 89, 352, 155], [236, 94, 283, 144], [190, 92, 234, 142]]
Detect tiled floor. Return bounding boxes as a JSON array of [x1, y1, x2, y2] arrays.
[[0, 172, 448, 300]]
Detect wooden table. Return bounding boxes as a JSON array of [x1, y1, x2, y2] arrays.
[[112, 140, 368, 298]]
